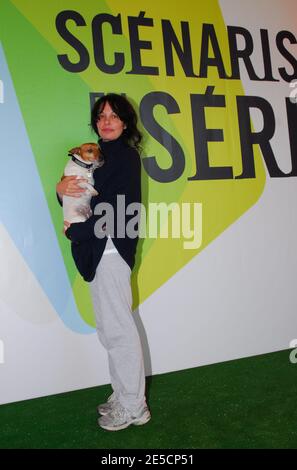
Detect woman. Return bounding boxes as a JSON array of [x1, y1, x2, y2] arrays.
[[56, 94, 150, 431]]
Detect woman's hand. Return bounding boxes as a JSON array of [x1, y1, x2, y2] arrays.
[[56, 175, 87, 198], [63, 220, 71, 236]]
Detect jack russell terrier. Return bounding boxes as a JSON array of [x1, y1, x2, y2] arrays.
[[62, 142, 104, 229]]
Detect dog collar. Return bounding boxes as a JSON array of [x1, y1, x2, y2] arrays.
[[69, 154, 94, 170]]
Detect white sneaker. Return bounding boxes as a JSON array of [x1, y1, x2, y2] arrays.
[[97, 392, 118, 416], [98, 402, 151, 431]]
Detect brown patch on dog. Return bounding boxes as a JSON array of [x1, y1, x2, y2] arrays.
[[69, 143, 102, 163]]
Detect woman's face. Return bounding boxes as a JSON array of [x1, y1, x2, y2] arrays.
[[96, 102, 126, 141]]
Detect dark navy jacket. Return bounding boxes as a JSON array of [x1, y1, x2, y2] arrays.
[[62, 136, 141, 282]]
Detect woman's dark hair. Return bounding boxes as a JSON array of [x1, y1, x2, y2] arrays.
[[91, 93, 142, 152]]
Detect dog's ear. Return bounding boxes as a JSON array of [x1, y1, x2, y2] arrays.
[[69, 146, 81, 155]]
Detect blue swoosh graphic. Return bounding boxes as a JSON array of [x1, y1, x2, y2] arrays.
[[0, 43, 93, 334]]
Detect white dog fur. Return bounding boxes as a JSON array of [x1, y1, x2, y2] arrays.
[[62, 153, 100, 227]]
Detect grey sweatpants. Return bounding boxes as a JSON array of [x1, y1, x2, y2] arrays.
[[90, 236, 146, 414]]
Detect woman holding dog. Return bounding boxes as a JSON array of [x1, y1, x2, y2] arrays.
[[56, 94, 150, 431]]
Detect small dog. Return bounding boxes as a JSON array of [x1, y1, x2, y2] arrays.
[[62, 143, 104, 228]]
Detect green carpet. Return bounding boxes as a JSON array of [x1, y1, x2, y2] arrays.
[[0, 349, 296, 449]]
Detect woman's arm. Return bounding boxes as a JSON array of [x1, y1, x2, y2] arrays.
[[65, 150, 141, 243]]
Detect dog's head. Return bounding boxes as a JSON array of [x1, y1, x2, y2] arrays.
[[69, 143, 102, 163]]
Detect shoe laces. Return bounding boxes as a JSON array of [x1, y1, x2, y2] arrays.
[[109, 402, 130, 421]]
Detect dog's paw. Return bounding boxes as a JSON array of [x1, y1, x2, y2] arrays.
[[77, 206, 92, 219]]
